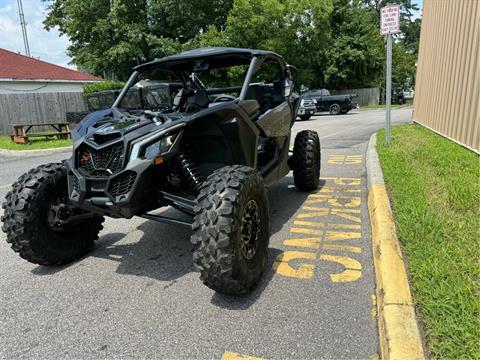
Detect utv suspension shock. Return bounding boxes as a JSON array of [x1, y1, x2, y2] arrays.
[[177, 153, 204, 193]]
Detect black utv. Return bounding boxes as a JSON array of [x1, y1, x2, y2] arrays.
[[1, 47, 321, 295]]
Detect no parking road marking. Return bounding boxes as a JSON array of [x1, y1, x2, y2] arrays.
[[273, 175, 365, 283], [222, 351, 263, 360]]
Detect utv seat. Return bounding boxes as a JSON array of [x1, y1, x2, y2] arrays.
[[186, 89, 210, 109], [174, 88, 210, 111], [245, 84, 272, 114]]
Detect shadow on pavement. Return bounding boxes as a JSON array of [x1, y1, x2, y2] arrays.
[[31, 174, 322, 307], [209, 246, 282, 310], [94, 209, 195, 282], [267, 175, 322, 235]]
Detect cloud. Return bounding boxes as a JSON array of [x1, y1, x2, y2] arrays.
[[0, 0, 73, 68]]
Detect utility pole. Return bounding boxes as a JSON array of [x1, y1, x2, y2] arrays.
[[17, 0, 30, 57]]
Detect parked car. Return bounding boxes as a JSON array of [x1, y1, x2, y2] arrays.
[[302, 88, 357, 115], [1, 47, 321, 296], [297, 97, 317, 120]]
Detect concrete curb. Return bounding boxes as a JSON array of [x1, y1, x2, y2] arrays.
[[366, 133, 425, 360], [0, 146, 71, 157]]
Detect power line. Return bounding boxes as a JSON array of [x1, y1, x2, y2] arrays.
[[17, 0, 30, 57]]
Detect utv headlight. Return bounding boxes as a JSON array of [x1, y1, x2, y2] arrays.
[[300, 99, 305, 106], [144, 135, 175, 159], [129, 123, 184, 162]]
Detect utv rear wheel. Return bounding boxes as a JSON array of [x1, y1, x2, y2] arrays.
[[329, 103, 341, 115], [1, 163, 104, 266], [191, 165, 270, 295], [291, 130, 321, 191]]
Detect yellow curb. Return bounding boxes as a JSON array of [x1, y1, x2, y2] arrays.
[[368, 184, 425, 360]]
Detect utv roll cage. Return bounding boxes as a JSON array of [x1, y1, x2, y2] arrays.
[[113, 47, 293, 108]]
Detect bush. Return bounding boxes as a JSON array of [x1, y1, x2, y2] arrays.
[[83, 80, 125, 95]]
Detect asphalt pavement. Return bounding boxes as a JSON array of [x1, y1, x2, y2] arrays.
[[0, 108, 412, 359]]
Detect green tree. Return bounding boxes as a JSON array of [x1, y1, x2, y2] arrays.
[[361, 0, 421, 55], [392, 42, 416, 89], [361, 0, 419, 23], [402, 17, 421, 54], [322, 0, 384, 89], [200, 0, 333, 86], [43, 0, 233, 79], [149, 0, 232, 42], [44, 0, 151, 79]]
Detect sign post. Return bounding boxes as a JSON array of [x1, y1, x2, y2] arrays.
[[380, 4, 400, 144]]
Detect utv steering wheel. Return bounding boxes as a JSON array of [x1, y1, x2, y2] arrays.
[[213, 95, 237, 103]]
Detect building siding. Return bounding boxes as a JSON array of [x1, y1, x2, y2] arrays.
[[413, 0, 479, 153], [0, 81, 92, 94]]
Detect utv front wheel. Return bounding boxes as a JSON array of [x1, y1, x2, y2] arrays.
[[299, 115, 312, 121], [291, 130, 321, 191], [191, 165, 270, 295], [1, 163, 104, 265]]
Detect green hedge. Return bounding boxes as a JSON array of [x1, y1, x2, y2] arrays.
[[83, 80, 125, 95]]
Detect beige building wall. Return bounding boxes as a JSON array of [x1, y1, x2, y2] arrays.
[[413, 0, 479, 153]]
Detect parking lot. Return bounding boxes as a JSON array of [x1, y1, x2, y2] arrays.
[[0, 108, 412, 359]]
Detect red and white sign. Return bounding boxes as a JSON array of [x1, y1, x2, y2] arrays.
[[380, 5, 401, 35]]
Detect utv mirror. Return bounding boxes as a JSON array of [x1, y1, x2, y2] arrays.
[[284, 79, 294, 97]]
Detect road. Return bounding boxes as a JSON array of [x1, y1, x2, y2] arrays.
[[0, 108, 412, 359]]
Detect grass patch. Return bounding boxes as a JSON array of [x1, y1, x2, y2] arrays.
[[0, 135, 72, 150], [377, 124, 480, 359], [361, 99, 413, 110]]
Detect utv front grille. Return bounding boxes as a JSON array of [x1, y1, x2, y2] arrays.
[[78, 142, 124, 178], [109, 171, 136, 197]]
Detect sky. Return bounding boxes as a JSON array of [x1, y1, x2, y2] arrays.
[[0, 0, 72, 68], [413, 0, 423, 19], [0, 0, 424, 69]]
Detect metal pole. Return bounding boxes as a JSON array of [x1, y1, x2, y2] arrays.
[[17, 0, 30, 57], [385, 34, 392, 144]]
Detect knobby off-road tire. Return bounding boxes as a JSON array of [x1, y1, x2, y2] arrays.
[[291, 130, 321, 191], [191, 165, 270, 295], [1, 163, 104, 265]]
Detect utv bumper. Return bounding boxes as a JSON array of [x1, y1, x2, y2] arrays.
[[66, 158, 153, 219]]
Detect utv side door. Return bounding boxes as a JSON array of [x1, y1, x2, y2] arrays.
[[252, 59, 292, 138], [245, 57, 293, 184]]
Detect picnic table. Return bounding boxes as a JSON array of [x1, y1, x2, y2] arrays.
[[10, 122, 71, 144]]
